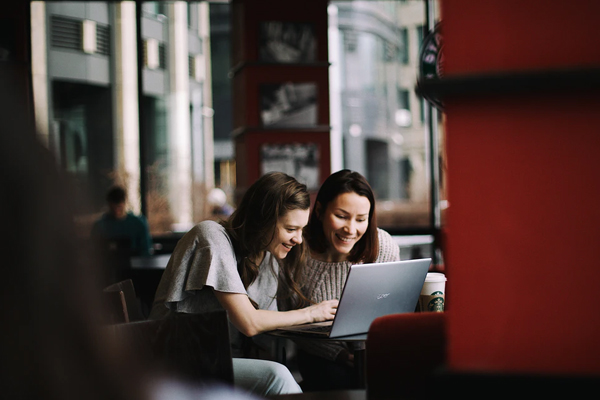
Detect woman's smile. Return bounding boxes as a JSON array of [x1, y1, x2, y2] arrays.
[[319, 192, 371, 262], [267, 208, 309, 259]]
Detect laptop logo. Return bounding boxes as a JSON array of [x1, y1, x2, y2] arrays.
[[376, 293, 390, 300]]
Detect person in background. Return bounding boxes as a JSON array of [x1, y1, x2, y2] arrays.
[[91, 185, 153, 256], [0, 72, 259, 400], [149, 172, 339, 397], [207, 187, 235, 219], [296, 169, 401, 391]]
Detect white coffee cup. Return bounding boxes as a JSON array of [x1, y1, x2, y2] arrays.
[[419, 272, 446, 312]]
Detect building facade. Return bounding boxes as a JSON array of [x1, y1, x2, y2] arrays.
[[329, 0, 443, 230], [31, 1, 214, 234], [30, 0, 443, 239]]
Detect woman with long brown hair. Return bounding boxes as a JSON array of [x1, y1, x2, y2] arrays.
[[297, 169, 401, 391], [150, 172, 338, 396]]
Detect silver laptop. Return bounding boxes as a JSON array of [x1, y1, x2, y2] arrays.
[[277, 258, 431, 338]]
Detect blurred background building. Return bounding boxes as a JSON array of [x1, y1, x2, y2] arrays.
[[29, 0, 443, 260]]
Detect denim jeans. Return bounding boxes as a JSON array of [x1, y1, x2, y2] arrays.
[[232, 358, 302, 396]]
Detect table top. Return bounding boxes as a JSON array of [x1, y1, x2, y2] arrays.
[[129, 253, 171, 269], [272, 389, 366, 400]]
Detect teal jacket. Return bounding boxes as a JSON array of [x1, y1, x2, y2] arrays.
[[91, 212, 153, 256]]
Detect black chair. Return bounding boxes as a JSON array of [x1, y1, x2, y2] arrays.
[[103, 279, 146, 323], [108, 311, 234, 385], [92, 237, 134, 285]]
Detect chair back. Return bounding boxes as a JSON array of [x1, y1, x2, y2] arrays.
[[366, 312, 446, 400], [91, 236, 133, 284], [103, 279, 145, 323], [109, 311, 234, 385]]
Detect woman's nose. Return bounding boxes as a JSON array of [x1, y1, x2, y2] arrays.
[[343, 219, 356, 233], [292, 231, 303, 244]]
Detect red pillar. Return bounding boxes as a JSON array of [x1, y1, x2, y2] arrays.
[[230, 0, 331, 201], [440, 0, 600, 375]]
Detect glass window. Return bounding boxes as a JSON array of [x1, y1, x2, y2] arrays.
[[32, 1, 216, 241], [31, 1, 444, 263], [329, 0, 445, 263], [399, 28, 409, 64]]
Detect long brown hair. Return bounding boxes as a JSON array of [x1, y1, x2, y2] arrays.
[[223, 172, 311, 309], [306, 169, 379, 263]]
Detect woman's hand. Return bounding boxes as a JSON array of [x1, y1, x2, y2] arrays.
[[214, 292, 338, 336], [305, 299, 339, 322]]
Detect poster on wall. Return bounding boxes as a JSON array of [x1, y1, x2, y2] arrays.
[[261, 142, 320, 190], [260, 82, 318, 128], [259, 21, 317, 63]]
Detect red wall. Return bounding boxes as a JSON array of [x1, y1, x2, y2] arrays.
[[442, 0, 600, 375], [231, 0, 331, 192], [442, 0, 600, 75]]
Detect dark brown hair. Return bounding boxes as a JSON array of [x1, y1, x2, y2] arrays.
[[223, 172, 311, 309], [106, 185, 127, 204], [306, 169, 379, 263]]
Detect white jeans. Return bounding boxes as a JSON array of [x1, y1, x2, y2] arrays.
[[232, 358, 302, 396]]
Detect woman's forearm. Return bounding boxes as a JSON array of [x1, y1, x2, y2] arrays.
[[246, 308, 313, 336], [214, 291, 336, 337]]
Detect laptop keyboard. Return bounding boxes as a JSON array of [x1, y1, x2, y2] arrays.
[[300, 325, 331, 333]]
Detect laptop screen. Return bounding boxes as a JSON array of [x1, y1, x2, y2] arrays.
[[329, 258, 431, 338]]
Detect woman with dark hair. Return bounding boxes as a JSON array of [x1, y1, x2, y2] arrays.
[[150, 172, 338, 396], [297, 169, 400, 391]]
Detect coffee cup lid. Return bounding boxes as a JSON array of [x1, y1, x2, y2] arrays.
[[425, 272, 446, 282]]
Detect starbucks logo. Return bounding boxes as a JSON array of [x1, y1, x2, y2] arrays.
[[427, 291, 444, 312]]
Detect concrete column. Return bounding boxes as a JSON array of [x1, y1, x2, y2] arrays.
[[328, 4, 343, 172], [199, 1, 214, 189], [30, 2, 51, 148], [113, 2, 141, 212], [167, 2, 193, 231]]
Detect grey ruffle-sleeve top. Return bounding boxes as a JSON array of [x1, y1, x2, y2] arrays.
[[149, 220, 279, 355]]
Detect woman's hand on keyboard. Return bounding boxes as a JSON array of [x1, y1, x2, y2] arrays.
[[306, 299, 338, 322]]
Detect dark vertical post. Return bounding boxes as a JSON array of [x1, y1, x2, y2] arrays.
[[136, 1, 148, 217], [424, 0, 440, 266]]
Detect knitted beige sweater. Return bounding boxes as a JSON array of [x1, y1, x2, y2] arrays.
[[295, 228, 400, 361]]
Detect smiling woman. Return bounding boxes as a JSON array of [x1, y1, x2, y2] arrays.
[[267, 208, 309, 260], [295, 169, 401, 391], [148, 172, 338, 397], [317, 192, 372, 262]]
